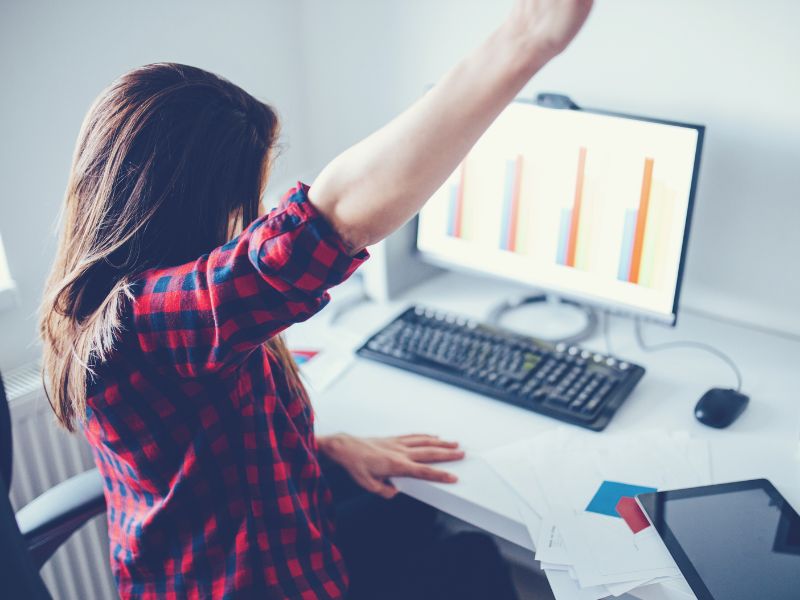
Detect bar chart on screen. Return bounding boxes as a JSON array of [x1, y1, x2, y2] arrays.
[[552, 149, 679, 292], [434, 145, 684, 292], [444, 155, 538, 254], [616, 160, 678, 291], [555, 146, 598, 272], [417, 101, 698, 318]]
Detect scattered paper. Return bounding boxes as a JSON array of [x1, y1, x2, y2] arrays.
[[482, 428, 712, 599]]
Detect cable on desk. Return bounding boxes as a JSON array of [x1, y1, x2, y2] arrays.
[[633, 318, 744, 392], [486, 294, 598, 344]]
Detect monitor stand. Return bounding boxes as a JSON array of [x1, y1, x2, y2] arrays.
[[486, 294, 598, 345]]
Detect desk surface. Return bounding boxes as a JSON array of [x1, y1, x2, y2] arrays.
[[287, 272, 800, 599]]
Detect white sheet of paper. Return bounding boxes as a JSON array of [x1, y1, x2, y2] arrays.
[[534, 446, 686, 586], [604, 575, 676, 597], [508, 487, 545, 548], [299, 348, 355, 392], [481, 429, 710, 590], [479, 429, 715, 595], [535, 519, 571, 566], [482, 441, 552, 518], [545, 569, 609, 600]]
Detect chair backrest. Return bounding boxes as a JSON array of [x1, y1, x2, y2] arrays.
[[0, 468, 51, 598], [0, 370, 51, 598], [0, 370, 12, 489]]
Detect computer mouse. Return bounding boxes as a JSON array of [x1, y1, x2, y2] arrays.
[[694, 388, 749, 428]]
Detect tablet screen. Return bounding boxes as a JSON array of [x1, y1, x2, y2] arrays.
[[639, 480, 800, 600]]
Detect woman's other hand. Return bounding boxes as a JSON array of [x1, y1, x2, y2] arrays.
[[319, 434, 465, 499]]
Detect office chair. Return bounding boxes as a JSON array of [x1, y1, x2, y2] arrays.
[[0, 369, 106, 598]]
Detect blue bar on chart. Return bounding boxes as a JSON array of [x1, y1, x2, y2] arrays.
[[447, 183, 460, 237], [556, 208, 573, 265], [617, 209, 638, 281]]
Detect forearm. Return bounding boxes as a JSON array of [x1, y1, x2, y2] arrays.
[[309, 18, 548, 253]]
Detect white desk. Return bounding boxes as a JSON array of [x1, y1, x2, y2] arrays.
[[288, 272, 800, 600]]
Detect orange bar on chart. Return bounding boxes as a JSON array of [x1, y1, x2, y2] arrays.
[[507, 155, 524, 252], [629, 158, 654, 283], [447, 166, 466, 238], [566, 147, 587, 267]]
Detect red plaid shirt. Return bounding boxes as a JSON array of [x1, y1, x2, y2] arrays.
[[83, 185, 368, 599]]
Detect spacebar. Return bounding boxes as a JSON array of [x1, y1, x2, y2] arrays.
[[411, 351, 463, 373]]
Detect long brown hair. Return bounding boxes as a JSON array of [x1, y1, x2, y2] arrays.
[[40, 63, 306, 432]]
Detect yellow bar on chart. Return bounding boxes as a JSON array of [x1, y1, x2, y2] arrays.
[[574, 176, 598, 271], [514, 161, 536, 255], [639, 181, 676, 289], [638, 182, 662, 288]]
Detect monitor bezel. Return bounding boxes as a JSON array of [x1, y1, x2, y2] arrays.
[[414, 97, 705, 327]]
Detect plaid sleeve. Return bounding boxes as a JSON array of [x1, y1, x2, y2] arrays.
[[131, 183, 368, 377]]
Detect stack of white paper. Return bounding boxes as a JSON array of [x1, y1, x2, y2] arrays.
[[482, 429, 711, 599]]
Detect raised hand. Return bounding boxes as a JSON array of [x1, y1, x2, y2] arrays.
[[508, 0, 594, 63]]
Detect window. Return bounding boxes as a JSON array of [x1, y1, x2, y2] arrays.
[[0, 234, 16, 311]]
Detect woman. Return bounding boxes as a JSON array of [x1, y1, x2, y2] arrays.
[[39, 1, 591, 597]]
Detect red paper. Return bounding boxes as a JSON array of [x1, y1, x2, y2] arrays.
[[615, 496, 650, 534]]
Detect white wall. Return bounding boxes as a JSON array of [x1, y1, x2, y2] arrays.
[[0, 0, 312, 371], [297, 0, 800, 335], [2, 0, 799, 375]]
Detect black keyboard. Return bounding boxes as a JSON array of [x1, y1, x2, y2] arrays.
[[356, 306, 645, 431]]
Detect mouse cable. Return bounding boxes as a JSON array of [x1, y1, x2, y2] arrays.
[[632, 317, 744, 392]]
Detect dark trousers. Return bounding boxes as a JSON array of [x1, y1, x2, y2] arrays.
[[323, 459, 519, 600]]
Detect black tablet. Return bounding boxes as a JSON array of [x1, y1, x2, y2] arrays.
[[637, 479, 800, 600]]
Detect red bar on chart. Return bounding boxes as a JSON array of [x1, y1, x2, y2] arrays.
[[446, 164, 467, 238], [455, 165, 466, 237], [509, 155, 524, 251], [500, 155, 524, 251], [629, 158, 654, 283], [565, 147, 587, 267]]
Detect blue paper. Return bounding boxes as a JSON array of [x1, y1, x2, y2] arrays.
[[585, 480, 657, 518]]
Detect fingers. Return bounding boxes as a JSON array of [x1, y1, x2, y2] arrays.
[[354, 472, 399, 499], [407, 447, 465, 464], [374, 481, 399, 499], [395, 434, 460, 449], [369, 479, 399, 499], [401, 462, 458, 484]]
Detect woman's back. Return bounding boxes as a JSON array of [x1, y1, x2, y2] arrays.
[[84, 185, 365, 598]]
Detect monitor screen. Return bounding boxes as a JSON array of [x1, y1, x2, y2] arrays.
[[416, 101, 703, 324]]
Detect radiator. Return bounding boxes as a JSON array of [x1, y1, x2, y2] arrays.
[[6, 362, 118, 600]]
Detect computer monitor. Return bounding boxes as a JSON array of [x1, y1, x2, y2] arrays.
[[416, 99, 704, 325]]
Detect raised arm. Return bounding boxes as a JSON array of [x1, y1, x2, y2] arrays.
[[309, 0, 593, 253]]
